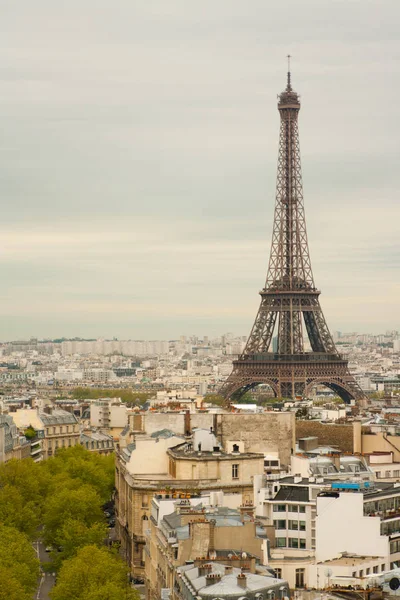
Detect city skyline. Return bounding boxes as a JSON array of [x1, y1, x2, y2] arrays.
[[1, 1, 399, 339]]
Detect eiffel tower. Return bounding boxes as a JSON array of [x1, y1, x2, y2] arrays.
[[220, 63, 365, 403]]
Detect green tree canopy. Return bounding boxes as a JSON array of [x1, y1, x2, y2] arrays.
[[72, 387, 152, 405], [42, 445, 114, 502], [50, 519, 108, 569], [0, 458, 49, 509], [203, 393, 226, 406], [0, 484, 40, 538], [50, 546, 139, 600], [43, 485, 104, 546], [0, 525, 39, 600]]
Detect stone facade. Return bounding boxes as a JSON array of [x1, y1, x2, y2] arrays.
[[295, 420, 354, 453], [115, 431, 264, 579]]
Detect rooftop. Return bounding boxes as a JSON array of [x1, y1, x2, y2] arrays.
[[178, 563, 288, 597], [39, 409, 78, 425]]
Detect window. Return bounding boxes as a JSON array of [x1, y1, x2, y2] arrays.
[[376, 471, 381, 479], [273, 504, 286, 512], [273, 520, 286, 529], [381, 564, 386, 572], [288, 538, 299, 548], [232, 464, 239, 479], [366, 568, 370, 575], [359, 570, 363, 578], [274, 569, 282, 579], [373, 566, 378, 574], [295, 568, 305, 588], [289, 520, 298, 530], [299, 521, 306, 531], [299, 505, 306, 513], [275, 538, 286, 548], [394, 471, 400, 478], [352, 572, 357, 578], [289, 505, 298, 512], [142, 495, 149, 508], [299, 539, 306, 549], [386, 471, 391, 478]]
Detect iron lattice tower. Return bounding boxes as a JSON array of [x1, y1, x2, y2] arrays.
[[220, 66, 365, 403]]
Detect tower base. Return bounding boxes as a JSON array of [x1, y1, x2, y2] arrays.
[[220, 353, 365, 404]]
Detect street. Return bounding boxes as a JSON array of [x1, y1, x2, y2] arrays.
[[33, 540, 56, 600]]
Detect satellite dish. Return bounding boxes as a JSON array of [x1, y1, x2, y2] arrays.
[[325, 568, 333, 577], [390, 577, 400, 591]]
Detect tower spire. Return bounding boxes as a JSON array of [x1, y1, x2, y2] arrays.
[[287, 54, 292, 90]]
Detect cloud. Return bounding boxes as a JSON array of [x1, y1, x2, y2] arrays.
[[0, 1, 399, 339]]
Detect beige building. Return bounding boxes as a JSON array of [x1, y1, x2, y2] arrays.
[[128, 411, 295, 469], [12, 408, 80, 458], [115, 428, 264, 580], [145, 494, 277, 600], [80, 430, 114, 454]]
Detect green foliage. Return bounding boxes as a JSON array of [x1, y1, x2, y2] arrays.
[[0, 459, 47, 538], [50, 546, 139, 600], [24, 425, 37, 440], [0, 484, 40, 538], [232, 391, 255, 404], [42, 445, 115, 502], [295, 406, 309, 419], [0, 525, 40, 600], [72, 387, 152, 404], [50, 519, 108, 570], [203, 393, 226, 406], [43, 485, 104, 546]]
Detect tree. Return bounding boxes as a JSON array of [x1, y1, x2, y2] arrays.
[[23, 425, 37, 440], [42, 445, 115, 503], [203, 393, 226, 407], [50, 546, 139, 600], [50, 519, 108, 569], [43, 485, 104, 546], [0, 525, 39, 600], [0, 458, 48, 508], [0, 484, 40, 538]]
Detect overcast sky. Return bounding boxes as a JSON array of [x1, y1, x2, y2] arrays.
[[0, 0, 399, 341]]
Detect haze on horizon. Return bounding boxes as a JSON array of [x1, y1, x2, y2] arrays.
[[0, 0, 399, 341]]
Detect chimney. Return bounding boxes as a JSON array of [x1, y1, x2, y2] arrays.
[[332, 452, 341, 472], [206, 573, 221, 586], [184, 411, 191, 436], [198, 564, 212, 577], [225, 566, 233, 575], [237, 573, 247, 589]]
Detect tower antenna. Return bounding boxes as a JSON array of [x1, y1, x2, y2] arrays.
[[287, 54, 292, 89]]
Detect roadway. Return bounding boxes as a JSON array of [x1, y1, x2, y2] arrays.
[[33, 540, 56, 600]]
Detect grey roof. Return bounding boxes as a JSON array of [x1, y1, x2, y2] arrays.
[[179, 563, 288, 597], [39, 409, 78, 425], [150, 429, 182, 439], [274, 485, 309, 503], [80, 431, 113, 442]]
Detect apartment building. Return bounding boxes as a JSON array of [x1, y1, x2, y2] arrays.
[[80, 430, 114, 454], [176, 562, 289, 600], [0, 414, 31, 462], [90, 398, 127, 431], [115, 428, 264, 580], [145, 495, 275, 600], [12, 408, 80, 459], [255, 462, 400, 588]]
